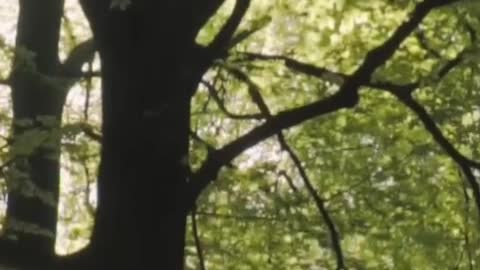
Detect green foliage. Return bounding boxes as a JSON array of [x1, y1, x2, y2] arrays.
[[188, 0, 480, 269], [1, 0, 480, 268]]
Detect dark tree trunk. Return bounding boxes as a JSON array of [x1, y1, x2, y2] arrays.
[[80, 1, 206, 268], [0, 1, 227, 269], [0, 1, 461, 269], [1, 1, 94, 269], [5, 0, 64, 266]]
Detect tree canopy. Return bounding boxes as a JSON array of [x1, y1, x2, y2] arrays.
[[0, 0, 480, 269]]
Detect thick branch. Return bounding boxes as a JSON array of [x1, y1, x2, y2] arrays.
[[265, 54, 480, 217], [339, 0, 460, 85], [208, 0, 251, 52], [259, 38, 480, 170], [60, 39, 96, 78], [242, 27, 480, 171], [188, 90, 351, 206], [191, 0, 225, 40], [240, 52, 421, 94], [188, 0, 450, 208], [250, 38, 480, 215], [81, 123, 102, 142], [390, 92, 480, 215]]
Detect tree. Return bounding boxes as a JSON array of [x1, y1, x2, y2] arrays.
[[0, 0, 478, 269]]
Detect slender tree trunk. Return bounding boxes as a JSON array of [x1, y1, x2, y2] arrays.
[[1, 2, 95, 269], [5, 0, 64, 266]]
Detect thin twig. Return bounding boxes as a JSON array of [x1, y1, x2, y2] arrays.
[[190, 130, 215, 152], [81, 124, 102, 142], [195, 211, 285, 222], [238, 27, 480, 217], [461, 181, 474, 270], [201, 80, 264, 120], [227, 67, 346, 269], [390, 92, 480, 216], [189, 0, 461, 221], [83, 60, 94, 121], [278, 170, 299, 193], [191, 206, 207, 270], [81, 161, 95, 215]]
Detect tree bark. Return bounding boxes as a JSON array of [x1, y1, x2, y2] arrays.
[[5, 0, 64, 266], [0, 0, 234, 268], [79, 1, 208, 268], [0, 0, 464, 269], [0, 1, 95, 269]]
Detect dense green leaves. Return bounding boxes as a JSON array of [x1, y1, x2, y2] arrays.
[[188, 1, 480, 269], [1, 0, 480, 268]]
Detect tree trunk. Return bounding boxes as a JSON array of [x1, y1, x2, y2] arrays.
[[0, 1, 224, 268], [4, 0, 64, 266], [1, 1, 94, 269], [81, 2, 202, 268]]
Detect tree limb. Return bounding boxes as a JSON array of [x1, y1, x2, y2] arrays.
[[191, 0, 225, 40], [60, 39, 96, 78], [280, 144, 346, 269], [191, 207, 207, 270], [238, 52, 347, 85], [201, 80, 265, 120], [249, 28, 480, 217], [415, 29, 442, 58], [208, 0, 251, 53], [225, 67, 346, 269], [243, 36, 480, 216], [278, 170, 299, 193], [81, 123, 102, 142], [188, 89, 351, 206], [389, 92, 480, 216], [187, 0, 451, 209], [461, 182, 474, 270], [190, 129, 216, 152]]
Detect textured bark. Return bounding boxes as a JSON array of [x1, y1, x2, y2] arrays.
[[79, 1, 211, 268], [1, 0, 235, 269]]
